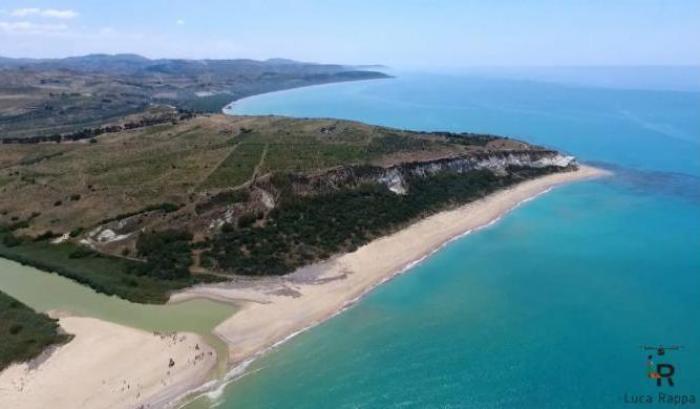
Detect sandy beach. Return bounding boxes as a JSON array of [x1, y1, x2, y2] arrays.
[[0, 165, 608, 409], [175, 165, 609, 367], [0, 316, 216, 409]]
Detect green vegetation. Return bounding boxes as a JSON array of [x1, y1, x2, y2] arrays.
[[136, 229, 194, 279], [440, 132, 498, 147], [366, 133, 435, 155], [261, 142, 365, 173], [2, 233, 23, 247], [98, 202, 183, 225], [0, 112, 567, 301], [0, 54, 388, 140], [0, 232, 220, 303], [201, 142, 266, 189], [0, 115, 497, 237], [0, 291, 71, 370], [206, 166, 562, 275], [195, 189, 250, 214]]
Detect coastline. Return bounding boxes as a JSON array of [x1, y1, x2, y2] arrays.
[[174, 164, 610, 405], [0, 165, 610, 409], [221, 76, 391, 115]]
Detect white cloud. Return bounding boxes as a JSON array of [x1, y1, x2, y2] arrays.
[[42, 9, 79, 19], [176, 19, 185, 25], [9, 8, 41, 17], [10, 8, 78, 19], [0, 20, 69, 34]]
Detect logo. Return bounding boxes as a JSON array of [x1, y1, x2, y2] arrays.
[[624, 344, 697, 406], [643, 344, 680, 387]]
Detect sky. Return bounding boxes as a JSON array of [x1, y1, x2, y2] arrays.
[[0, 0, 699, 67]]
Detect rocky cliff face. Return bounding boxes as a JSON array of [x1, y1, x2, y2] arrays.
[[86, 150, 575, 254], [184, 149, 576, 238], [298, 150, 576, 195]]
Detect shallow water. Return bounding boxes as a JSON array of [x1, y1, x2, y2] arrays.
[[201, 72, 700, 408], [0, 258, 235, 372]]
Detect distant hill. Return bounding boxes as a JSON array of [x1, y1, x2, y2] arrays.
[[0, 54, 390, 139]]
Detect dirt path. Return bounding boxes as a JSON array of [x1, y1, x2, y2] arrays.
[[191, 143, 240, 193], [248, 143, 268, 186]]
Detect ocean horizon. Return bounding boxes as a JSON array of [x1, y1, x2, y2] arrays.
[[187, 70, 700, 408]]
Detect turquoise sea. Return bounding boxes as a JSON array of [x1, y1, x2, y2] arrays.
[[213, 72, 700, 408]]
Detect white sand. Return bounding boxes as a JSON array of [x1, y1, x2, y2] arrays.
[[176, 165, 610, 366], [0, 316, 216, 409]]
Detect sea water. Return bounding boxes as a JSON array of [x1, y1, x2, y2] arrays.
[[205, 71, 700, 408]]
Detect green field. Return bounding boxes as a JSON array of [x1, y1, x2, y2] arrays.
[[200, 142, 267, 189], [0, 291, 71, 370]]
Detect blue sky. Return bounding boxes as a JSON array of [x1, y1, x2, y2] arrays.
[[0, 1, 698, 67]]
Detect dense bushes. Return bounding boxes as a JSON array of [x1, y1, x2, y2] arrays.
[[68, 247, 96, 259], [0, 292, 72, 369], [237, 212, 259, 229], [367, 134, 432, 155], [98, 202, 182, 225], [2, 234, 22, 247], [0, 233, 217, 304], [207, 167, 559, 276], [135, 229, 194, 279], [1, 110, 196, 145]]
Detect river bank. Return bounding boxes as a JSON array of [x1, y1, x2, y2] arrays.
[[0, 316, 216, 409], [0, 259, 235, 409]]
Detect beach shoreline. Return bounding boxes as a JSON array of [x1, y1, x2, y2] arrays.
[[173, 164, 610, 406], [0, 165, 610, 409], [221, 76, 392, 114], [0, 315, 217, 409]]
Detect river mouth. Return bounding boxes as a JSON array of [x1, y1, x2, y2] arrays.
[[0, 257, 237, 376]]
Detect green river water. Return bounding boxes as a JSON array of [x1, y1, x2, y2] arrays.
[[0, 257, 236, 375]]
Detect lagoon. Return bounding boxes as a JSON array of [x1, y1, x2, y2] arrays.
[[0, 258, 235, 373]]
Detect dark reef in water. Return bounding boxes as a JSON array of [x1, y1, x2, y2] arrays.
[[593, 162, 700, 204]]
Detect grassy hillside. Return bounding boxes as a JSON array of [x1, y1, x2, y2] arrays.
[[0, 291, 71, 370], [0, 113, 566, 302], [0, 114, 512, 236]]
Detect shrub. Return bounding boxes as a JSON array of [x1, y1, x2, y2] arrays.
[[69, 227, 84, 238], [136, 229, 193, 279], [157, 203, 181, 213], [2, 234, 23, 247], [68, 247, 95, 259], [33, 231, 58, 242], [8, 220, 29, 231], [208, 167, 557, 276], [237, 213, 257, 229]]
